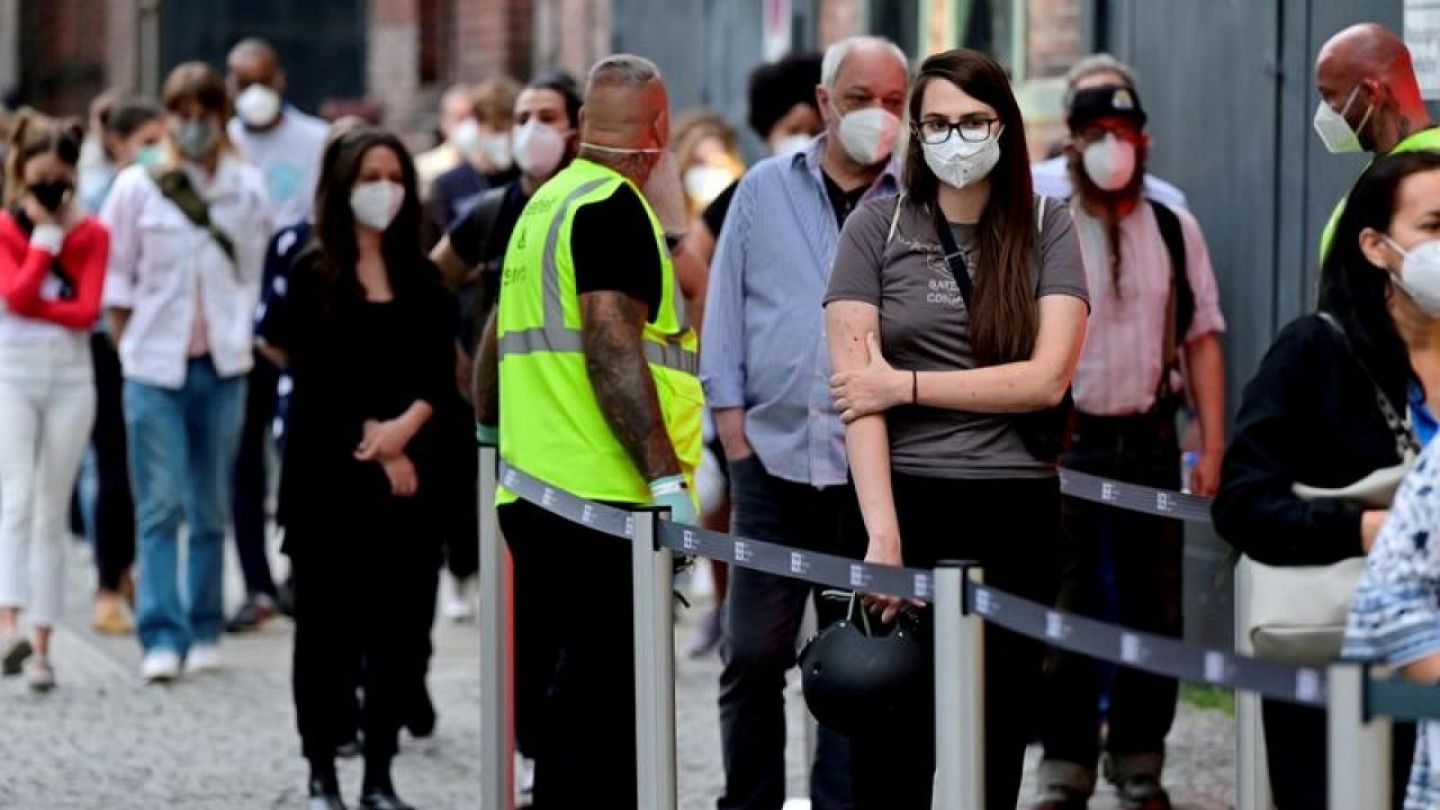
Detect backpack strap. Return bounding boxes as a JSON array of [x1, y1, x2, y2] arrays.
[[1317, 311, 1421, 461], [146, 163, 237, 266], [1149, 198, 1194, 404]]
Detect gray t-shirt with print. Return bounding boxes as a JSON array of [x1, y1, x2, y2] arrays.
[[824, 193, 1088, 480]]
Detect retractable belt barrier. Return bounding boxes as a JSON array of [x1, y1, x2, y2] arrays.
[[497, 459, 1325, 706]]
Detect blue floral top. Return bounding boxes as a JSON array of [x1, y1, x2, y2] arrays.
[[1345, 435, 1440, 810]]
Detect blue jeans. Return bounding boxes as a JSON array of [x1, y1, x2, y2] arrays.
[[124, 359, 246, 654]]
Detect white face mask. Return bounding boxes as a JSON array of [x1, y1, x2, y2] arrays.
[[833, 105, 899, 166], [1383, 236, 1440, 317], [1082, 133, 1138, 192], [450, 118, 483, 156], [512, 120, 568, 179], [480, 130, 513, 172], [772, 133, 812, 157], [235, 84, 282, 129], [922, 127, 1003, 190], [683, 165, 735, 208], [350, 180, 406, 232], [1314, 85, 1374, 155]]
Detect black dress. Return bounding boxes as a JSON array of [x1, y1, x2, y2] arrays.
[[267, 247, 457, 761]]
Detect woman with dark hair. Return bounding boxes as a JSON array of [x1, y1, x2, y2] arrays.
[[265, 127, 454, 810], [823, 48, 1089, 809], [1214, 151, 1440, 809], [0, 113, 108, 691]]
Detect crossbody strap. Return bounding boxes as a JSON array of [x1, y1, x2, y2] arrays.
[[1317, 311, 1420, 460], [147, 164, 238, 267]]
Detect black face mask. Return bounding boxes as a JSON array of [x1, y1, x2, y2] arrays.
[[30, 180, 72, 213]]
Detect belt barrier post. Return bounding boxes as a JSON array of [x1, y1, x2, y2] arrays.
[[1233, 558, 1273, 810], [1327, 663, 1390, 809], [934, 561, 984, 810], [633, 509, 678, 810], [478, 445, 514, 810]]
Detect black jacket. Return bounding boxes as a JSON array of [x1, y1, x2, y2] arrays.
[[1213, 314, 1410, 566]]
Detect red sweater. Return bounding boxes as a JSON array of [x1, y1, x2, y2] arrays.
[[0, 210, 109, 331]]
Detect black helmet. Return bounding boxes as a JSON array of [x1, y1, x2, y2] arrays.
[[797, 592, 926, 737]]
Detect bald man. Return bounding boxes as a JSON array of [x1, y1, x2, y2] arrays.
[[493, 55, 701, 809], [1316, 22, 1440, 258]]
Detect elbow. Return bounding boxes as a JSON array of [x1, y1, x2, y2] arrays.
[[1031, 364, 1073, 410]]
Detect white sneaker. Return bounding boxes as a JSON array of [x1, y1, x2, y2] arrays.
[[185, 643, 221, 674], [444, 575, 476, 622], [141, 649, 181, 683]]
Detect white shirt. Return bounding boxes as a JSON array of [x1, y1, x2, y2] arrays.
[[100, 157, 270, 389], [1068, 199, 1226, 416], [227, 107, 328, 229], [1031, 156, 1190, 210]]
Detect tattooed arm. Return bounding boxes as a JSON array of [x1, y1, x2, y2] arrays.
[[579, 290, 681, 481]]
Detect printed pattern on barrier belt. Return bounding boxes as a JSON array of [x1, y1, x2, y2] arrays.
[[498, 457, 1330, 707], [967, 583, 1327, 707], [1367, 676, 1440, 723], [1059, 468, 1213, 523]]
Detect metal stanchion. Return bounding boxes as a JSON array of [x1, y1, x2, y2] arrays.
[[478, 445, 514, 810], [1327, 663, 1390, 809], [934, 561, 984, 810], [1233, 558, 1273, 810], [633, 509, 678, 810]]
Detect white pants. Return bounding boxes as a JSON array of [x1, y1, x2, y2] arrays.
[[0, 338, 95, 627]]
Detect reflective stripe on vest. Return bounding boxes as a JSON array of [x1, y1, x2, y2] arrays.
[[498, 176, 698, 375]]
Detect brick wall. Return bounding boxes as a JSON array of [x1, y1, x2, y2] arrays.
[[1027, 0, 1084, 79], [531, 0, 612, 81], [453, 0, 534, 80], [368, 0, 432, 148], [20, 0, 110, 116], [818, 0, 865, 47]]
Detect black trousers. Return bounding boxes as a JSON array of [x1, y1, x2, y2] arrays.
[[290, 502, 440, 762], [233, 356, 278, 599], [1038, 413, 1182, 783], [90, 332, 135, 592], [1261, 698, 1415, 809], [500, 498, 637, 809], [845, 472, 1063, 810], [716, 456, 859, 810]]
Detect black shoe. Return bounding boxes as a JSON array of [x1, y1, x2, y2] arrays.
[[225, 594, 276, 633], [307, 778, 347, 810], [277, 578, 297, 617], [1117, 778, 1171, 810], [405, 686, 436, 738], [357, 787, 414, 810], [335, 736, 362, 759]]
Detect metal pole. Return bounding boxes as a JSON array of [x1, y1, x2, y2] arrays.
[[1327, 663, 1390, 809], [1233, 557, 1273, 810], [934, 561, 984, 810], [478, 446, 513, 810], [632, 509, 677, 810]]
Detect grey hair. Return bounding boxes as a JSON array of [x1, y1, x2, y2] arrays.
[[1063, 53, 1139, 109], [586, 54, 663, 95], [820, 36, 909, 90]]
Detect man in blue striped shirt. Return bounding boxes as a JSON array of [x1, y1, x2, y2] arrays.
[[700, 35, 908, 810]]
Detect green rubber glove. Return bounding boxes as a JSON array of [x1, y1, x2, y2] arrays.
[[648, 475, 698, 525], [475, 422, 499, 446]]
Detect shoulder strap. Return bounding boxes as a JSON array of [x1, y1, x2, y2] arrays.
[[1317, 311, 1421, 460], [146, 164, 236, 265], [1149, 199, 1194, 345], [885, 194, 905, 246]]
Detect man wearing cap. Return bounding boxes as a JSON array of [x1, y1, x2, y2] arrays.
[[1031, 84, 1227, 810]]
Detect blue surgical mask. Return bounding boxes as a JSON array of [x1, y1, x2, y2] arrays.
[[134, 145, 164, 168]]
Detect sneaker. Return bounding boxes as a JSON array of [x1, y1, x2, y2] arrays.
[[443, 575, 475, 622], [516, 754, 536, 806], [141, 649, 181, 683], [1117, 777, 1171, 810], [0, 634, 32, 676], [26, 656, 55, 692], [1030, 790, 1088, 810], [92, 595, 134, 635], [185, 643, 222, 674], [225, 593, 276, 633], [406, 683, 437, 738], [685, 604, 724, 658], [276, 577, 296, 617]]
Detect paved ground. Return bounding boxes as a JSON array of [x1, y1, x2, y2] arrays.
[[0, 541, 1235, 810]]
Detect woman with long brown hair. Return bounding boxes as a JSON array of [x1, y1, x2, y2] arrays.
[[262, 128, 454, 810], [823, 48, 1089, 808]]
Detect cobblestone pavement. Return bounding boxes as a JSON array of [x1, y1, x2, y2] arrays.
[[0, 541, 480, 810]]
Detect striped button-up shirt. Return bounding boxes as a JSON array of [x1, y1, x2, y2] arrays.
[[700, 135, 900, 487]]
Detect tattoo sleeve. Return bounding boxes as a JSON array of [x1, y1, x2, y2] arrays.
[[473, 307, 500, 425], [579, 290, 682, 482]]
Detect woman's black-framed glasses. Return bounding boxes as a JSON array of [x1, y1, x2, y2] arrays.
[[916, 116, 1001, 145]]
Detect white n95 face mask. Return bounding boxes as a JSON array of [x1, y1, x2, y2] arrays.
[[772, 134, 812, 157], [480, 131, 513, 172], [835, 106, 900, 166], [1314, 85, 1373, 155], [235, 85, 282, 128], [350, 180, 406, 232], [513, 121, 566, 178], [922, 128, 1003, 190], [1082, 133, 1137, 192], [1383, 236, 1440, 317]]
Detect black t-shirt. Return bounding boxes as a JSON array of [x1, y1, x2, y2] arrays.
[[570, 182, 663, 323], [448, 179, 529, 268], [822, 170, 868, 229], [701, 179, 739, 238]]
